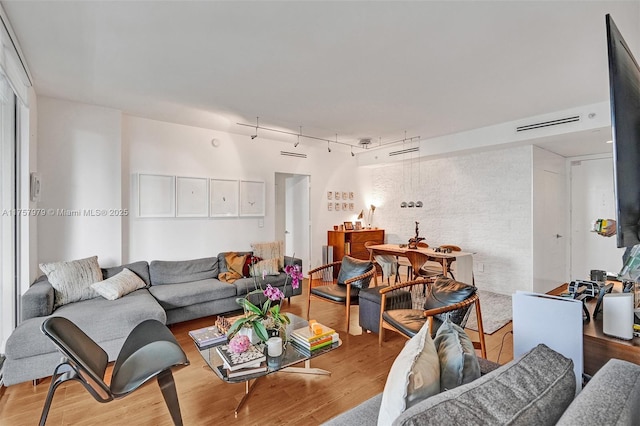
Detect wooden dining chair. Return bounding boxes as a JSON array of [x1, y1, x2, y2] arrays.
[[364, 241, 396, 284], [405, 250, 443, 280], [428, 244, 462, 279]]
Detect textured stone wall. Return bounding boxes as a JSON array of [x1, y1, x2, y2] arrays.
[[368, 145, 533, 294]]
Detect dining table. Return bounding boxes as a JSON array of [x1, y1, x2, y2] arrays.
[[366, 243, 474, 285]]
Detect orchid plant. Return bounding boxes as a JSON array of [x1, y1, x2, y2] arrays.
[[227, 261, 302, 343]]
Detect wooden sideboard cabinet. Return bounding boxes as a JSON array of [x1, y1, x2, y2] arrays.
[[327, 229, 385, 267]]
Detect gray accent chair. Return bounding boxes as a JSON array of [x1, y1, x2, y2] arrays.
[[39, 317, 189, 426]]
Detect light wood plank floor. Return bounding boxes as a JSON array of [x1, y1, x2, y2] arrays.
[[0, 279, 513, 425]]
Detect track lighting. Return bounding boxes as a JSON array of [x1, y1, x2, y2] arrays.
[[250, 116, 259, 140], [251, 134, 257, 140], [327, 141, 331, 153], [294, 126, 301, 147], [351, 146, 355, 157]]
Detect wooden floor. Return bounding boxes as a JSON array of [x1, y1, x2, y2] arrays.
[[0, 279, 513, 426]]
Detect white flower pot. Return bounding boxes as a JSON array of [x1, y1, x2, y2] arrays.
[[238, 326, 261, 345]]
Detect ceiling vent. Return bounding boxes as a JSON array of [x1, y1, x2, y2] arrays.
[[516, 115, 580, 132], [388, 147, 419, 157], [280, 151, 307, 159]]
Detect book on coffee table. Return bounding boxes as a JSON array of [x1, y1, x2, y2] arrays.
[[224, 361, 268, 378], [188, 325, 227, 348], [215, 344, 266, 371]]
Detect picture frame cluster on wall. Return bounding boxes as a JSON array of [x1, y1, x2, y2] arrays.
[[138, 173, 265, 218], [327, 191, 355, 211]]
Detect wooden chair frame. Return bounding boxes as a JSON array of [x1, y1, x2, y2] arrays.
[[378, 279, 487, 358], [307, 260, 376, 333]]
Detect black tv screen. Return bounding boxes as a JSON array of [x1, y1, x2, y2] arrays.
[[606, 14, 640, 248]]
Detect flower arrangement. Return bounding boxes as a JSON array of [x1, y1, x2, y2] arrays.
[[228, 334, 251, 354], [227, 261, 302, 343]]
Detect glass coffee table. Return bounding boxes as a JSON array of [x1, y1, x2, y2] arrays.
[[197, 314, 341, 417]]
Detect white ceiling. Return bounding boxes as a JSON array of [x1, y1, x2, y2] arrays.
[[3, 1, 639, 156]]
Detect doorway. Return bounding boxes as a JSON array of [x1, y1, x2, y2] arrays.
[[275, 173, 311, 269]]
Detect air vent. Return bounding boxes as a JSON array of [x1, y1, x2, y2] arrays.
[[516, 115, 580, 132], [280, 151, 307, 159], [388, 147, 419, 157]]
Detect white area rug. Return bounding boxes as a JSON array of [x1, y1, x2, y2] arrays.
[[465, 290, 512, 335]]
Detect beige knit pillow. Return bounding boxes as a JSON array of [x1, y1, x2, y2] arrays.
[[39, 256, 102, 308], [251, 241, 284, 270], [91, 268, 146, 300]]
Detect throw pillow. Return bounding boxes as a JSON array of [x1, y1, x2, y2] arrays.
[[434, 318, 481, 391], [251, 241, 284, 270], [378, 321, 440, 426], [39, 256, 103, 308], [424, 277, 476, 324], [243, 255, 262, 278], [337, 256, 373, 289], [218, 253, 247, 283], [91, 268, 146, 300], [250, 258, 280, 277]]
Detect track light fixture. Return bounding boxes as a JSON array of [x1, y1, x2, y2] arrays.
[[327, 141, 331, 153], [351, 146, 355, 157], [250, 116, 259, 140], [294, 126, 301, 147]]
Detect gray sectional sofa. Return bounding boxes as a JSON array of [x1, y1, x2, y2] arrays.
[[325, 344, 640, 425], [3, 253, 302, 386]]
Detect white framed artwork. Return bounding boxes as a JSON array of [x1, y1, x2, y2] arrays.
[[210, 179, 239, 217], [240, 180, 265, 216], [138, 174, 176, 217], [176, 177, 208, 217]]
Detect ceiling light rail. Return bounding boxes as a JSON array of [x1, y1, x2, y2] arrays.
[[237, 120, 420, 151]]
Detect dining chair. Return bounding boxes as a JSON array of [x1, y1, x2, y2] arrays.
[[429, 244, 462, 279], [395, 242, 430, 283], [364, 240, 396, 284], [405, 250, 443, 280], [378, 276, 486, 358], [307, 255, 376, 333], [39, 317, 189, 426]]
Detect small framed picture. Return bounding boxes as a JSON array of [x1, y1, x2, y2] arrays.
[[344, 221, 354, 231], [328, 202, 333, 211], [342, 191, 348, 199], [335, 202, 340, 211], [327, 191, 333, 200], [335, 191, 341, 200], [349, 192, 354, 200], [342, 202, 348, 211], [349, 203, 354, 211], [355, 221, 362, 230]]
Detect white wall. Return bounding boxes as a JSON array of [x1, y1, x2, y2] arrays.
[[366, 145, 533, 295], [36, 97, 122, 267], [124, 115, 363, 268]]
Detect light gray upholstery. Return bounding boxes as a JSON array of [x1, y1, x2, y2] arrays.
[[5, 253, 303, 386], [557, 358, 640, 425], [4, 289, 165, 386], [149, 278, 236, 309], [150, 257, 218, 285], [323, 394, 383, 426]]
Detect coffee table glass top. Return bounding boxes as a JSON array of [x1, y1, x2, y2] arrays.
[[197, 313, 341, 383]]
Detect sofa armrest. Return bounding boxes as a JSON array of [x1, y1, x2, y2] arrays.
[[557, 359, 640, 425], [21, 276, 55, 321]]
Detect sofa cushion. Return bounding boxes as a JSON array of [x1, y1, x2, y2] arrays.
[[251, 241, 284, 270], [378, 321, 440, 426], [243, 255, 262, 277], [148, 278, 236, 310], [234, 274, 288, 296], [433, 318, 480, 391], [102, 260, 150, 286], [150, 257, 218, 285], [393, 344, 575, 426], [5, 289, 165, 360], [557, 359, 640, 425], [39, 256, 102, 308], [91, 268, 147, 300]]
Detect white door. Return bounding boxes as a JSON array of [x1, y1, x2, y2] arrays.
[[570, 158, 626, 277], [285, 175, 310, 268], [534, 169, 567, 293]]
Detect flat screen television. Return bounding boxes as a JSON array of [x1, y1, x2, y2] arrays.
[[606, 14, 640, 248]]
